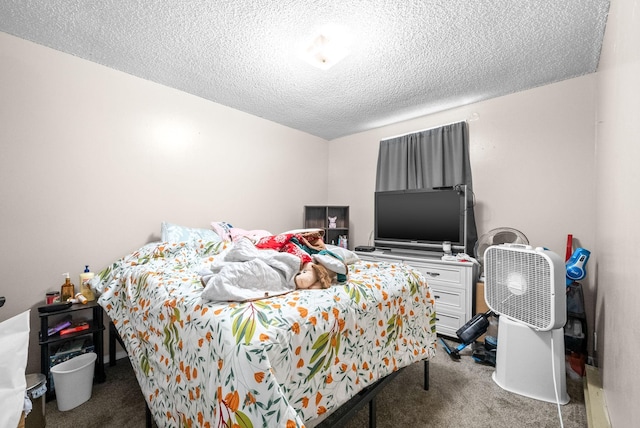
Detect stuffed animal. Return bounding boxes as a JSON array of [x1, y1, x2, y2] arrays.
[[328, 216, 337, 229]]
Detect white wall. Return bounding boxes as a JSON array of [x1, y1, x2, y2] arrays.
[[595, 0, 640, 425], [0, 32, 329, 372]]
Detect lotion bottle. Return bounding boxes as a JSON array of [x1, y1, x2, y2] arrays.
[[60, 273, 75, 302], [79, 265, 96, 301]]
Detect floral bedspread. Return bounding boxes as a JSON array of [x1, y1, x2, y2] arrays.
[[94, 240, 437, 428]]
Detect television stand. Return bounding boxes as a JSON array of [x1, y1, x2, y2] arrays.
[[356, 250, 477, 338]]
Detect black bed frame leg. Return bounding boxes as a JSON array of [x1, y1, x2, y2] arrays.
[[424, 359, 429, 391], [369, 397, 377, 428], [146, 402, 153, 428], [109, 322, 117, 366], [109, 321, 127, 366]]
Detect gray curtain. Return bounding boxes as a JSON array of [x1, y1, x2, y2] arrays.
[[375, 121, 478, 254]]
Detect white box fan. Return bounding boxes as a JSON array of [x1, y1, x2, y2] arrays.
[[484, 244, 569, 404]]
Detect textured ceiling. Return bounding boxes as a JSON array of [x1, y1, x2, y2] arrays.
[[0, 1, 610, 140]]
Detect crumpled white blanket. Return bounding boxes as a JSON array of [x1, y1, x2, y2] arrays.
[[200, 238, 301, 302]]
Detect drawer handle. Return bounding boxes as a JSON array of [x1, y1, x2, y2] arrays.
[[426, 272, 440, 277], [434, 295, 441, 299], [434, 317, 439, 321]]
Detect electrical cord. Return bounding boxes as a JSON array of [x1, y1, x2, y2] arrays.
[[550, 335, 565, 428]]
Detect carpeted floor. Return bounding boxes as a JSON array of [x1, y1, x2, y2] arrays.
[[44, 346, 587, 428]]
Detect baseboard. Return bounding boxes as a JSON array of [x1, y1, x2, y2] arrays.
[[583, 365, 611, 428]]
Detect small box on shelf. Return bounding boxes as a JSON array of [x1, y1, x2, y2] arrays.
[[47, 315, 72, 336], [59, 320, 90, 336]]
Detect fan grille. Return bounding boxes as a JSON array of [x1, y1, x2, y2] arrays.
[[485, 246, 555, 330], [476, 227, 528, 266]]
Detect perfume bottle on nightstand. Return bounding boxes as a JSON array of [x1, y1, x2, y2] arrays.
[[60, 273, 75, 302]]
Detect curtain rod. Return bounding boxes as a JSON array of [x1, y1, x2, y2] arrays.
[[381, 113, 479, 141]]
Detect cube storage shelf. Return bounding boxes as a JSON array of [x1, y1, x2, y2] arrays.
[[304, 205, 350, 249]]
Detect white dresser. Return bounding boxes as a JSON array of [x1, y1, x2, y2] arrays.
[[356, 250, 477, 338]]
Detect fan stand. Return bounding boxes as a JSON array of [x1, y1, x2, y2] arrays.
[[492, 316, 569, 404]]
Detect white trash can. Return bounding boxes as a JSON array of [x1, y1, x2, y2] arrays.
[[50, 353, 97, 411]]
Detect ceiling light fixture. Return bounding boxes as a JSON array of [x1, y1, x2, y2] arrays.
[[299, 26, 351, 70]]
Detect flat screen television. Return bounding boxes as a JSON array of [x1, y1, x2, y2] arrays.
[[374, 186, 468, 254]]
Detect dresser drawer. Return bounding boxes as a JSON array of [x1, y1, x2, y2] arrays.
[[356, 253, 376, 262], [434, 310, 465, 335], [408, 263, 463, 285], [430, 285, 466, 311]]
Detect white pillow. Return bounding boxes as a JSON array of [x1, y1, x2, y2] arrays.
[[161, 222, 221, 244], [211, 221, 272, 242], [325, 244, 359, 265]]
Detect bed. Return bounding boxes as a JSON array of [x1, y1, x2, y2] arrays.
[[94, 227, 437, 428]]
